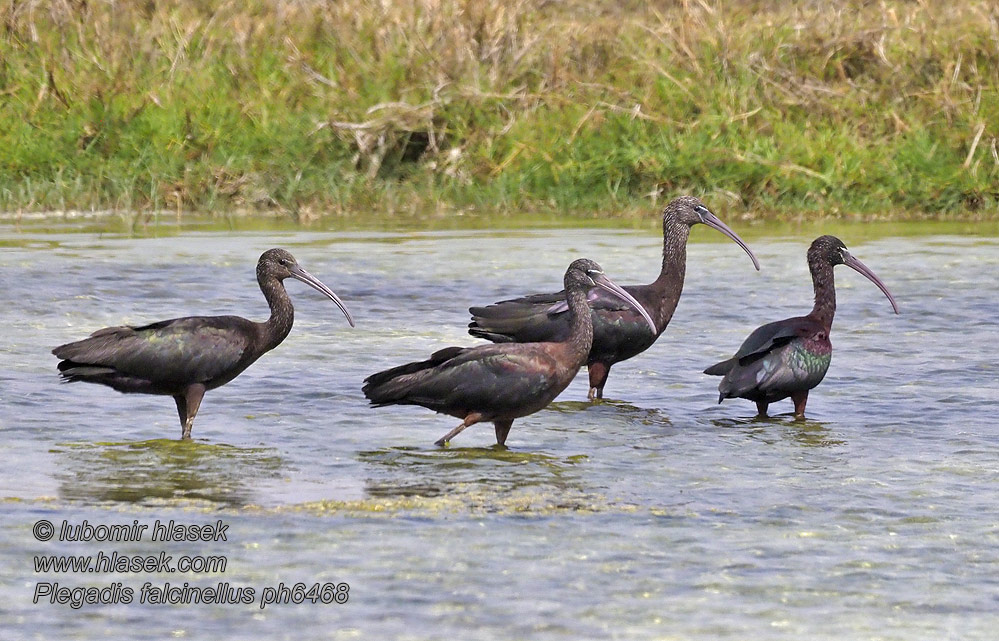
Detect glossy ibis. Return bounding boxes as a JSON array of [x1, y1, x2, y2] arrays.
[[468, 196, 760, 400], [704, 235, 899, 417], [53, 248, 354, 439], [362, 259, 656, 446]]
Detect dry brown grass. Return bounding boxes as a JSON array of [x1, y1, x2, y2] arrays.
[[1, 0, 997, 217]]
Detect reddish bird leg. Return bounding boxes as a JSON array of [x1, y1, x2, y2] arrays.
[[174, 384, 206, 439], [435, 412, 484, 447], [791, 391, 809, 418], [587, 362, 610, 400]]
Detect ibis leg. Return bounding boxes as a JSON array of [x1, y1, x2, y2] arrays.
[[755, 400, 769, 417], [174, 395, 188, 430], [587, 362, 610, 401], [791, 391, 808, 418], [175, 384, 206, 439], [494, 420, 513, 446], [434, 412, 483, 447]]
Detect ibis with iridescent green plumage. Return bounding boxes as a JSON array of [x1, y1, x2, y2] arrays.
[[704, 235, 899, 417]]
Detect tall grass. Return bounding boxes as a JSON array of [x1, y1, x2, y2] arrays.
[[1, 0, 997, 219]]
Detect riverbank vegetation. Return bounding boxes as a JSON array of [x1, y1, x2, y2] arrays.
[[2, 0, 997, 220]]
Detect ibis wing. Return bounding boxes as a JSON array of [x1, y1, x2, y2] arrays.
[[364, 343, 562, 415], [421, 346, 563, 414], [54, 316, 254, 386], [705, 317, 815, 376], [362, 346, 467, 391], [731, 317, 816, 364], [469, 286, 637, 343], [468, 290, 569, 343], [541, 286, 641, 315], [489, 290, 565, 307]]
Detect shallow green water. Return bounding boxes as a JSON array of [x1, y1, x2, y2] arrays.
[[2, 219, 998, 639]]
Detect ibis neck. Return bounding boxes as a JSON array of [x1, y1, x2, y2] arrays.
[[648, 222, 690, 332], [809, 260, 836, 330], [564, 284, 595, 363], [259, 275, 295, 352]]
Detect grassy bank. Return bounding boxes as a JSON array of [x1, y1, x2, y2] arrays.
[[1, 0, 998, 220]]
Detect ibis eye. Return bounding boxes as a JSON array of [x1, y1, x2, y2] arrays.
[[279, 259, 289, 266]]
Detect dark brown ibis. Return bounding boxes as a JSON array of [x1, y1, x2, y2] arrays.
[[468, 196, 760, 400], [362, 259, 656, 447], [53, 248, 354, 439], [704, 235, 899, 417]]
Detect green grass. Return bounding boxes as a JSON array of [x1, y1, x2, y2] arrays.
[[1, 0, 998, 220]]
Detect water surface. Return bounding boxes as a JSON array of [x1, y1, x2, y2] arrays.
[[1, 220, 997, 639]]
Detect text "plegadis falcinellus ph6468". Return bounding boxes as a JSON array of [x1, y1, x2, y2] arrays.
[[468, 196, 760, 400], [362, 259, 656, 447], [53, 248, 354, 439], [704, 235, 899, 417]]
